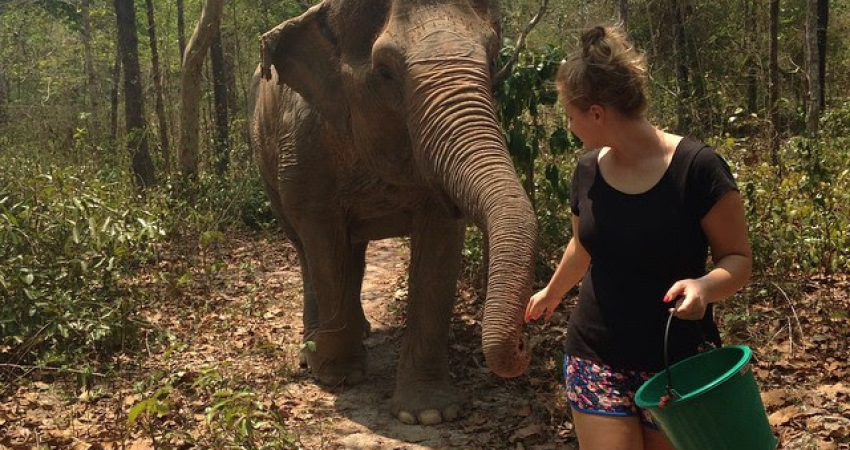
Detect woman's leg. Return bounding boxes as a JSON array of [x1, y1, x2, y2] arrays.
[[572, 408, 677, 450], [642, 427, 677, 450], [571, 408, 645, 450]]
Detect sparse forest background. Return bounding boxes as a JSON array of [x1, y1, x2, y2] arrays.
[[1, 0, 848, 448]]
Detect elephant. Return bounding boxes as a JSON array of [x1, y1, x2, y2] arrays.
[[249, 0, 538, 425]]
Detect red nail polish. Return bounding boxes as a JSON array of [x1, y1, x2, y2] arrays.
[[663, 295, 671, 303]]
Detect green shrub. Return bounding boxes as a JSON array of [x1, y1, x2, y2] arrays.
[[713, 136, 850, 275], [0, 159, 164, 365]]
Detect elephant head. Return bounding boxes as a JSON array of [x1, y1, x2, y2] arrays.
[[259, 0, 537, 378]]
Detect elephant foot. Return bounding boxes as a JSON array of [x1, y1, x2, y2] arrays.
[[390, 382, 465, 425], [299, 322, 369, 369], [305, 345, 368, 386]]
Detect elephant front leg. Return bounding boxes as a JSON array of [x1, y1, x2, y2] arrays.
[[301, 232, 370, 386], [391, 212, 465, 425]]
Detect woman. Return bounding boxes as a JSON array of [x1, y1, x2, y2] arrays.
[[525, 25, 752, 450]]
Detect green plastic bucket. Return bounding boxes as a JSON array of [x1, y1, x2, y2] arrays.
[[635, 343, 778, 450]]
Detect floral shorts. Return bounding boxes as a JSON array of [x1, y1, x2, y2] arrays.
[[564, 355, 658, 429]]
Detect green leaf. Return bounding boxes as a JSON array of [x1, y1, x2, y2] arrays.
[[548, 127, 571, 156], [300, 341, 317, 352], [127, 398, 151, 427]]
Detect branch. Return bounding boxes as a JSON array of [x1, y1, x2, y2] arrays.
[[0, 363, 107, 377], [493, 0, 549, 86]]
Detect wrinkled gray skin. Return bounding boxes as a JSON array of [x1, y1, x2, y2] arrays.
[[249, 0, 538, 425]]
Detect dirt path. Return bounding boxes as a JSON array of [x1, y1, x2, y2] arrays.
[[0, 234, 574, 450], [261, 238, 576, 450], [2, 232, 848, 449]]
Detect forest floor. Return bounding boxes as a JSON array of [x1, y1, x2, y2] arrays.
[[1, 230, 849, 449]]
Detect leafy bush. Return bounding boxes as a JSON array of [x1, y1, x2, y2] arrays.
[[0, 159, 164, 366], [147, 167, 277, 245], [713, 136, 850, 275]]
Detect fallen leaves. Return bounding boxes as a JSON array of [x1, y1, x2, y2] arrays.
[[1, 233, 847, 449]]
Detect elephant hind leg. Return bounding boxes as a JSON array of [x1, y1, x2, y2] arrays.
[[300, 236, 371, 386]]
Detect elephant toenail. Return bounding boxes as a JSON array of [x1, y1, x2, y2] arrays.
[[419, 409, 442, 425], [398, 411, 417, 424]]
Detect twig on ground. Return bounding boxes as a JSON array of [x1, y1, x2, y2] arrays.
[[766, 323, 788, 348], [0, 363, 107, 377], [788, 316, 793, 354], [772, 282, 806, 347]]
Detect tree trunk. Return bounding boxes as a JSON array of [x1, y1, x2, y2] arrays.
[[806, 0, 821, 134], [110, 46, 121, 142], [145, 0, 170, 172], [769, 0, 780, 170], [0, 64, 7, 126], [114, 0, 156, 189], [224, 29, 239, 119], [177, 0, 186, 60], [618, 0, 629, 30], [671, 0, 691, 134], [745, 0, 758, 114], [211, 30, 230, 175], [179, 0, 226, 178], [81, 0, 97, 113], [817, 0, 828, 110]]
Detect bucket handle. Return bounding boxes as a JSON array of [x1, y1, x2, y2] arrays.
[[661, 308, 719, 407], [662, 311, 682, 404]]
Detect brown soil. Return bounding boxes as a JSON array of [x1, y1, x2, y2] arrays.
[[1, 231, 848, 449]]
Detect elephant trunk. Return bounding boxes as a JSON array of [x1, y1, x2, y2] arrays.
[[406, 61, 538, 378]]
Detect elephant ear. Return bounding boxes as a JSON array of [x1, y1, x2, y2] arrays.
[[260, 2, 350, 134]]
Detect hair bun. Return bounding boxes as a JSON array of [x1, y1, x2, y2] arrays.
[[581, 26, 607, 57]]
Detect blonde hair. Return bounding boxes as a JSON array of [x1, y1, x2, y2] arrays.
[[556, 25, 649, 117]]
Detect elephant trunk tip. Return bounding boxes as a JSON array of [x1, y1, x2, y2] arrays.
[[484, 335, 530, 378]]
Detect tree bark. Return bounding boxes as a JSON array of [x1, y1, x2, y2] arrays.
[[618, 0, 629, 30], [81, 0, 97, 113], [769, 0, 780, 170], [806, 0, 821, 133], [817, 0, 828, 110], [177, 0, 186, 60], [179, 0, 226, 178], [0, 64, 7, 126], [745, 0, 758, 114], [145, 0, 170, 171], [211, 30, 230, 175], [671, 0, 691, 134], [110, 46, 121, 142], [114, 0, 156, 189]]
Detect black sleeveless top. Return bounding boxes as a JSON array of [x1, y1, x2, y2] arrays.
[[565, 137, 738, 371]]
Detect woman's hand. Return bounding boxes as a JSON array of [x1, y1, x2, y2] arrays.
[[664, 279, 710, 320], [525, 287, 562, 323]]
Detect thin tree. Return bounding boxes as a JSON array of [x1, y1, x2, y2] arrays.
[[145, 0, 170, 171], [671, 0, 691, 133], [109, 46, 121, 142], [177, 0, 186, 59], [210, 30, 229, 175], [817, 0, 828, 110], [618, 0, 629, 30], [806, 0, 822, 133], [0, 63, 7, 126], [744, 0, 758, 114], [81, 0, 97, 113], [114, 0, 156, 189], [769, 0, 781, 170], [179, 0, 226, 178]]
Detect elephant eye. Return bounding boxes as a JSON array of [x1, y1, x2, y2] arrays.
[[376, 64, 394, 81]]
